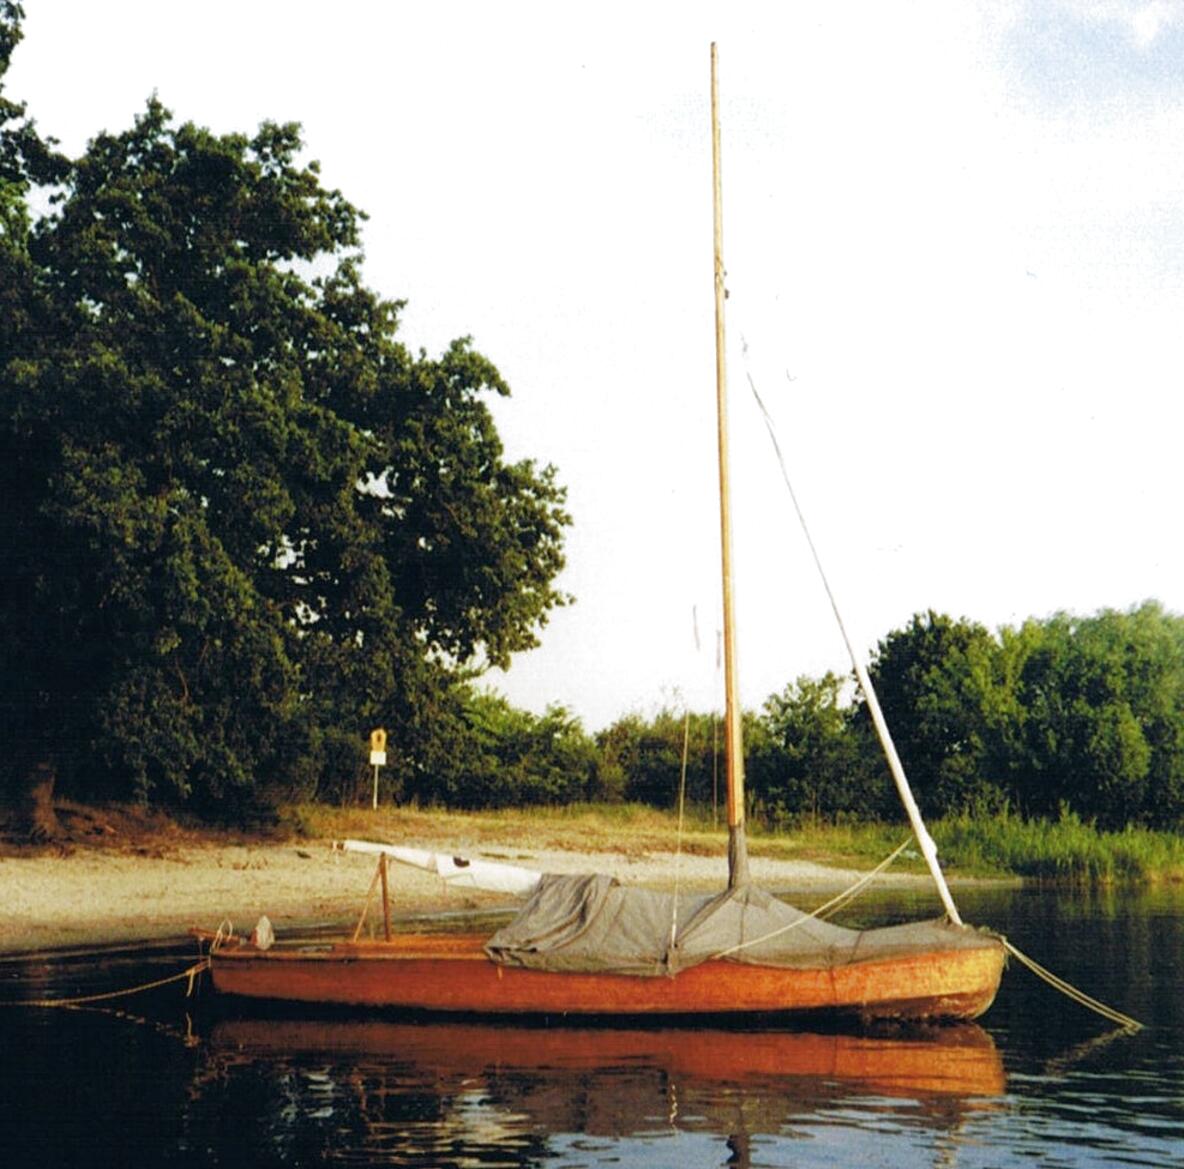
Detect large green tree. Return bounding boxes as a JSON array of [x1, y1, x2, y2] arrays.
[[1002, 603, 1184, 827], [864, 611, 1002, 818], [0, 11, 569, 832]]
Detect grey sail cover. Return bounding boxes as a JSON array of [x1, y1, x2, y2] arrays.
[[484, 873, 996, 977]]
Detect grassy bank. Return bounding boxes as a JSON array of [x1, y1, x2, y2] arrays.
[[287, 802, 1184, 886], [933, 807, 1184, 884]]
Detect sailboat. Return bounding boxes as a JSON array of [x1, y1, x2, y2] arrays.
[[198, 46, 1005, 1022]]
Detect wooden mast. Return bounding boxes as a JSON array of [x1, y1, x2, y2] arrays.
[[711, 43, 750, 888]]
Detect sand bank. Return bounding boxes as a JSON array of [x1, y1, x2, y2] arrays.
[[0, 834, 944, 955]]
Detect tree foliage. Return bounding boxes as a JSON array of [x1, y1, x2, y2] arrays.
[[594, 604, 1184, 832], [414, 690, 600, 810], [857, 603, 1184, 828], [597, 709, 725, 811], [0, 11, 570, 819], [999, 605, 1184, 826], [750, 673, 887, 823], [864, 611, 1001, 817]]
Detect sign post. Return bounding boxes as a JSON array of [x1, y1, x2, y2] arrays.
[[369, 727, 387, 810]]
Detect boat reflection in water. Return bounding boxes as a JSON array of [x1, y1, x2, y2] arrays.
[[196, 1015, 1006, 1167]]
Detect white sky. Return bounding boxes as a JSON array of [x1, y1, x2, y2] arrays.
[[9, 2, 1184, 730]]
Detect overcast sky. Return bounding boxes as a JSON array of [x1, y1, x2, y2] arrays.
[[10, 2, 1184, 729]]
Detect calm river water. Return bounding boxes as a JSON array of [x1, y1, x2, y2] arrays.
[[1, 885, 1180, 1168]]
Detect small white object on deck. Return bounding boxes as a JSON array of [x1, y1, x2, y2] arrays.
[[250, 914, 275, 950]]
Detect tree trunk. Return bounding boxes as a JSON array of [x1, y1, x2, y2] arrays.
[[14, 761, 60, 842]]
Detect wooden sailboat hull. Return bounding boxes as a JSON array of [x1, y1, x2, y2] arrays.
[[208, 931, 1005, 1022]]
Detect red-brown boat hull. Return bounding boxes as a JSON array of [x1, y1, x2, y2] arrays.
[[208, 931, 1005, 1021]]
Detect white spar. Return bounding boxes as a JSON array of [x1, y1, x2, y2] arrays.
[[337, 839, 542, 896]]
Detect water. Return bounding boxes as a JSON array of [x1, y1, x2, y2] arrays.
[[1, 885, 1181, 1168]]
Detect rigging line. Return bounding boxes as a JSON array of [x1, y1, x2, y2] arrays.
[[709, 839, 912, 961], [739, 344, 963, 926], [669, 709, 692, 951], [736, 341, 1143, 1031], [812, 841, 912, 921]]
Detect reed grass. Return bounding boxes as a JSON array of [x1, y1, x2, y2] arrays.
[[932, 806, 1184, 885]]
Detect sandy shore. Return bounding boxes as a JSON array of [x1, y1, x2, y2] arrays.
[[0, 832, 950, 956]]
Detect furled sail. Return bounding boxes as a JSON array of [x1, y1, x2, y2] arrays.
[[337, 839, 542, 896]]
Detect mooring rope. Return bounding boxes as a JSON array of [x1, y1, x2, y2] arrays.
[[0, 958, 211, 1009], [1000, 938, 1143, 1031]]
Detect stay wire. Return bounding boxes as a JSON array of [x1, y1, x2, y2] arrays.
[[739, 351, 854, 678], [738, 337, 1144, 1031], [669, 710, 692, 951]]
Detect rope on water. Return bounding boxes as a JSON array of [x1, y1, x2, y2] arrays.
[[0, 958, 211, 1009], [1000, 938, 1143, 1031]]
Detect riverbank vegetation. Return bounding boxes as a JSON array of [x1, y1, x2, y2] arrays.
[[290, 601, 1184, 885], [288, 802, 1184, 886], [0, 5, 571, 838], [311, 603, 1184, 826], [3, 7, 1184, 889]]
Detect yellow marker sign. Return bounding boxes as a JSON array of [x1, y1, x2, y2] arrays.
[[369, 728, 388, 809]]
